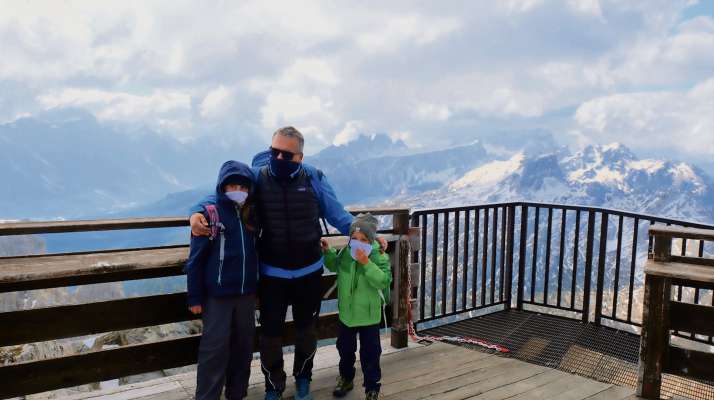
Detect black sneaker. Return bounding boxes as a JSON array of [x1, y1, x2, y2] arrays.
[[332, 376, 354, 397], [365, 390, 381, 400]]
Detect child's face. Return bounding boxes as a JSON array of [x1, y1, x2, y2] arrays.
[[224, 184, 249, 193], [351, 231, 370, 244]]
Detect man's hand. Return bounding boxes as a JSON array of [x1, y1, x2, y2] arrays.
[[189, 305, 202, 315], [320, 238, 330, 252], [355, 249, 370, 265], [190, 213, 211, 236], [377, 236, 388, 254]]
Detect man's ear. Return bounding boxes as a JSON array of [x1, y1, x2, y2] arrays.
[[295, 153, 304, 162]]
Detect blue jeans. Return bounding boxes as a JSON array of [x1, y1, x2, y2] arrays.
[[336, 321, 382, 393]]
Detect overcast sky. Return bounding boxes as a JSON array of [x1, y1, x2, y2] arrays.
[[1, 0, 713, 159]]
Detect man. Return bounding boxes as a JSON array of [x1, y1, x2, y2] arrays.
[[190, 127, 383, 400]]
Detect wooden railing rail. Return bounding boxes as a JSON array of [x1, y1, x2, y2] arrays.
[[0, 207, 414, 399]]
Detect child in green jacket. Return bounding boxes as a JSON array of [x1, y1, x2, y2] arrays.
[[320, 213, 391, 400]]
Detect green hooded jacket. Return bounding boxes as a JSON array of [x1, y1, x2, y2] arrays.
[[323, 241, 391, 328]]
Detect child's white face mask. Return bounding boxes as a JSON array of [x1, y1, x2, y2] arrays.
[[225, 190, 248, 205], [349, 239, 373, 261]]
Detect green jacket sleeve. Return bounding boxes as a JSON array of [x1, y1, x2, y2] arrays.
[[323, 247, 339, 273], [363, 251, 391, 290]]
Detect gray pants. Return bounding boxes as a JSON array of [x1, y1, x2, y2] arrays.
[[196, 294, 256, 400]]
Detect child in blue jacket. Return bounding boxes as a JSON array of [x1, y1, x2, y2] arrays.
[[185, 160, 259, 400]]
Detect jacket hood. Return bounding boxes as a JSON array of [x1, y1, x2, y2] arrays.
[[216, 160, 254, 199]]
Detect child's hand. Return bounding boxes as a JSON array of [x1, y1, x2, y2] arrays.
[[189, 305, 203, 315], [190, 213, 211, 236], [320, 238, 330, 252], [355, 249, 370, 265], [377, 236, 388, 254]]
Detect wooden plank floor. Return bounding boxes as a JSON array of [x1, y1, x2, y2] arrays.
[[54, 339, 642, 400]]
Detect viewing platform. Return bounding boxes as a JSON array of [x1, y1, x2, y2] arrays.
[[33, 339, 640, 400], [1, 204, 713, 400]]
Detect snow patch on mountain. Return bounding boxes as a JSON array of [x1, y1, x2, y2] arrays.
[[393, 142, 714, 224], [451, 153, 524, 190]]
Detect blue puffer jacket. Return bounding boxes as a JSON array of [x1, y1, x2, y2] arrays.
[[185, 161, 259, 306]]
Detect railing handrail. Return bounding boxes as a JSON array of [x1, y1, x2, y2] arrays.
[[0, 217, 189, 236], [649, 225, 714, 241], [0, 207, 411, 237], [412, 201, 714, 230]]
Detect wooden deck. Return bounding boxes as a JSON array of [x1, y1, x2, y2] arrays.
[[51, 338, 641, 400]]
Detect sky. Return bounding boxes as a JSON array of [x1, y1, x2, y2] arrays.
[[1, 0, 713, 160]]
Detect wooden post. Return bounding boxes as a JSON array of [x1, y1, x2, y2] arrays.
[[391, 210, 411, 349], [652, 234, 672, 262], [637, 273, 671, 399]]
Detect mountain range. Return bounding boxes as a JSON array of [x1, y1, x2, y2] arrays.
[[0, 109, 256, 220]]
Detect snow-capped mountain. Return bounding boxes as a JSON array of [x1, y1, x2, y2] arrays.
[[308, 135, 495, 205], [400, 143, 714, 224]]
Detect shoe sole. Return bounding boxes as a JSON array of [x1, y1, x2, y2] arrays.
[[332, 386, 354, 398]]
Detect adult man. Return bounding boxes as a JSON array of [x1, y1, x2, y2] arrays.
[[190, 127, 380, 400]]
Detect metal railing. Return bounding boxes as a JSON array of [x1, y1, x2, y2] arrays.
[[412, 202, 714, 345]]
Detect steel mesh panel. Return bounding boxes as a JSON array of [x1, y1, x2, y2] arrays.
[[422, 309, 714, 400]]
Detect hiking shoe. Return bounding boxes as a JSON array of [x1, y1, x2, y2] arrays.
[[295, 378, 313, 400], [365, 390, 381, 400], [332, 376, 354, 397], [264, 391, 282, 400]]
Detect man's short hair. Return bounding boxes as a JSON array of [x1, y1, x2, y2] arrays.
[[272, 126, 304, 153]]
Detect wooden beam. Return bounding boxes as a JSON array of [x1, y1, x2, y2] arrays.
[[0, 312, 341, 398], [345, 207, 410, 217], [0, 293, 194, 347], [652, 234, 672, 262], [0, 275, 338, 347], [636, 274, 671, 399], [0, 217, 188, 236], [391, 235, 410, 349], [644, 260, 714, 285], [649, 225, 714, 242], [669, 301, 714, 337], [669, 255, 714, 267], [0, 246, 189, 293], [666, 346, 714, 382]]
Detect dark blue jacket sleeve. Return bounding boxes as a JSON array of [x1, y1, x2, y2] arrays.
[[188, 194, 217, 215], [185, 234, 211, 306]]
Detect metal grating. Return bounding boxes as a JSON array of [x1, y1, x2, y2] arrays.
[[422, 309, 714, 400]]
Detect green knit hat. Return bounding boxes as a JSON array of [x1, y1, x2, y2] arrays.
[[349, 213, 378, 242]]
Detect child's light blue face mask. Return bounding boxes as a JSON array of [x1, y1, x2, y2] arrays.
[[349, 239, 373, 261], [225, 190, 248, 205]]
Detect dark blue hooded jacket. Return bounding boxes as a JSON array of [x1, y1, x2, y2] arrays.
[[185, 161, 259, 306]]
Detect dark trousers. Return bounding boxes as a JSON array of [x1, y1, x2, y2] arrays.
[[196, 294, 256, 400], [258, 270, 323, 393], [336, 321, 382, 393]]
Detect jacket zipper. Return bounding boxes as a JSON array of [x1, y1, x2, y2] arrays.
[[217, 224, 225, 286], [237, 204, 246, 293]]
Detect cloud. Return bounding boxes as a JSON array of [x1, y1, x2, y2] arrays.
[[0, 0, 712, 156], [200, 86, 234, 119], [573, 78, 714, 155], [333, 121, 365, 146], [37, 88, 192, 132], [356, 14, 461, 54]]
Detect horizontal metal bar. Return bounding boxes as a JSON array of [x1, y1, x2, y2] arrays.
[[521, 300, 582, 314], [413, 202, 714, 231], [416, 302, 506, 323]]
